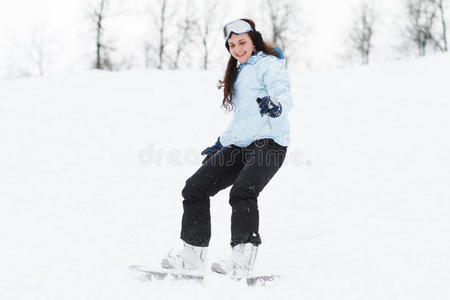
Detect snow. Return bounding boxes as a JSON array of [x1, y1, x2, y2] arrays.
[[1, 54, 450, 299]]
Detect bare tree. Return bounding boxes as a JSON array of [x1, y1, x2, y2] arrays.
[[404, 0, 440, 56], [89, 0, 115, 70], [25, 26, 53, 76], [258, 0, 306, 67], [156, 0, 167, 69], [5, 24, 57, 78], [347, 1, 376, 65], [195, 0, 222, 70], [170, 3, 198, 69], [266, 0, 289, 47], [145, 0, 179, 69], [437, 0, 448, 51]]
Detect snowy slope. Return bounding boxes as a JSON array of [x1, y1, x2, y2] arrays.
[[1, 54, 450, 300]]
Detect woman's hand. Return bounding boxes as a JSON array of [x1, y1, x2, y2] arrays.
[[257, 96, 282, 118], [201, 137, 223, 164]]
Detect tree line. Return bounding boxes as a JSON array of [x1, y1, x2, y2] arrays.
[[1, 0, 448, 79], [346, 0, 448, 65]]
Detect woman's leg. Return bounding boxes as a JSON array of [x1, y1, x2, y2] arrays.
[[181, 145, 244, 247], [228, 139, 287, 247]]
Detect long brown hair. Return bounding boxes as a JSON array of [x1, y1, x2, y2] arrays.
[[219, 18, 279, 111]]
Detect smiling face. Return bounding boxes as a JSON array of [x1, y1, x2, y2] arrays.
[[227, 33, 255, 64]]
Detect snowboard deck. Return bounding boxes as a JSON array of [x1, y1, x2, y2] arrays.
[[129, 265, 282, 286]]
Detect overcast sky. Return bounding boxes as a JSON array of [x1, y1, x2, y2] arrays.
[[0, 0, 409, 75]]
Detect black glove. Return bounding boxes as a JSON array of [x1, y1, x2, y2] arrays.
[[201, 137, 223, 164], [257, 96, 282, 118]]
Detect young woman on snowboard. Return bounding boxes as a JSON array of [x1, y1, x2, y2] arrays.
[[162, 18, 293, 278]]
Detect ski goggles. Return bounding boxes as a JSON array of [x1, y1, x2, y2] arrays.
[[223, 19, 253, 41]]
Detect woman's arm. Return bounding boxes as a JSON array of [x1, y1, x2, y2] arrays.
[[261, 57, 293, 114], [219, 126, 232, 147]]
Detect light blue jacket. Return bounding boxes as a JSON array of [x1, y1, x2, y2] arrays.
[[219, 50, 293, 147]]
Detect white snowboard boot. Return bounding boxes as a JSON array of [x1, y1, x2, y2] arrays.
[[211, 243, 258, 277], [161, 242, 208, 271]]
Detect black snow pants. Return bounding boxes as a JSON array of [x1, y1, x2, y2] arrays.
[[180, 138, 287, 247]]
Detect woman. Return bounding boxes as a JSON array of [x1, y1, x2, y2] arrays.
[[161, 18, 293, 277]]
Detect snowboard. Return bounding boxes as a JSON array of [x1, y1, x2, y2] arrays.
[[129, 265, 282, 286]]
